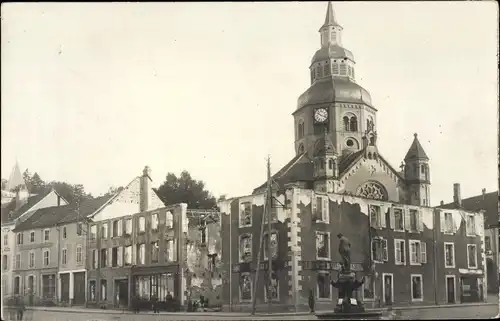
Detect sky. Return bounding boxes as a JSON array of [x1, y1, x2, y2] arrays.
[[1, 2, 498, 205]]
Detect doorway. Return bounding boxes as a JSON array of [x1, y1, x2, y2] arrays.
[[382, 273, 393, 305], [60, 273, 70, 303], [73, 272, 86, 305], [446, 276, 455, 303], [114, 279, 129, 308], [27, 275, 34, 305]]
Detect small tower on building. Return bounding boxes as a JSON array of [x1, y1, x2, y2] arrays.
[[313, 129, 339, 193], [403, 133, 431, 206]]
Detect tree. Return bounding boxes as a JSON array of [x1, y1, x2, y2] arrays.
[[46, 181, 93, 204], [104, 186, 124, 197], [23, 169, 32, 190], [155, 171, 217, 209], [30, 173, 45, 194], [1, 178, 7, 190]]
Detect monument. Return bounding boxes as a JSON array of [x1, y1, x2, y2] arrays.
[[315, 234, 383, 320]]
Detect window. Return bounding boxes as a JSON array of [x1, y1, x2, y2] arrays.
[[316, 66, 321, 78], [485, 236, 492, 252], [332, 62, 339, 75], [76, 245, 83, 264], [331, 30, 337, 42], [90, 225, 97, 240], [102, 223, 108, 239], [3, 234, 8, 246], [124, 246, 132, 266], [409, 240, 427, 265], [409, 210, 419, 232], [239, 202, 252, 227], [343, 116, 350, 131], [16, 233, 23, 245], [62, 249, 68, 265], [208, 254, 217, 272], [151, 213, 159, 230], [125, 218, 132, 235], [467, 244, 477, 268], [89, 280, 96, 301], [466, 215, 476, 236], [200, 225, 207, 244], [392, 208, 404, 231], [76, 223, 83, 236], [264, 271, 279, 302], [411, 275, 423, 301], [239, 234, 252, 262], [62, 227, 67, 239], [138, 244, 146, 265], [339, 63, 347, 76], [43, 250, 50, 266], [112, 247, 118, 267], [139, 217, 146, 233], [101, 280, 107, 301], [443, 212, 454, 233], [298, 121, 305, 139], [100, 249, 107, 268], [117, 247, 123, 266], [113, 220, 122, 237], [165, 212, 173, 229], [370, 205, 384, 229], [371, 237, 388, 262], [323, 64, 330, 76], [14, 276, 20, 295], [165, 239, 177, 262], [92, 250, 98, 269], [394, 239, 405, 265], [317, 272, 331, 299], [362, 275, 374, 300], [349, 117, 358, 132], [15, 254, 20, 269], [2, 255, 7, 271], [263, 232, 278, 260], [30, 231, 35, 243], [239, 273, 252, 302], [44, 229, 50, 242], [316, 232, 330, 259], [151, 241, 159, 263], [444, 243, 455, 268], [312, 196, 329, 223]]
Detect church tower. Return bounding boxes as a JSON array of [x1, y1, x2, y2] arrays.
[[313, 128, 339, 193], [403, 133, 431, 206], [293, 1, 377, 162]]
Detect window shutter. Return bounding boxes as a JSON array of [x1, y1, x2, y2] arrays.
[[118, 220, 122, 236], [418, 211, 424, 232], [322, 197, 329, 222], [452, 215, 458, 234], [118, 247, 123, 267], [404, 209, 411, 231], [389, 208, 395, 230], [421, 242, 427, 263], [33, 275, 36, 294], [474, 215, 481, 237], [382, 239, 388, 262], [380, 208, 386, 228], [440, 212, 446, 232], [312, 196, 318, 221], [132, 245, 136, 265], [394, 240, 401, 264], [108, 248, 112, 267]]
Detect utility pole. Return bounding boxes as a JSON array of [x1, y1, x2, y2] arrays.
[[266, 156, 273, 313]]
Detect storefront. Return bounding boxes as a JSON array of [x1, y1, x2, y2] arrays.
[[131, 265, 180, 302], [459, 269, 485, 303]]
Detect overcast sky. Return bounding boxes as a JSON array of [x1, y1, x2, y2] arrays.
[[1, 2, 498, 205]]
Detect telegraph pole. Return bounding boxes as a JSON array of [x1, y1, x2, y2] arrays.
[[266, 156, 273, 313]]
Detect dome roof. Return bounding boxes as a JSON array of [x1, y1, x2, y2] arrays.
[[311, 45, 355, 65], [297, 77, 373, 110]]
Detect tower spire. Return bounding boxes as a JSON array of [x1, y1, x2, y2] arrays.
[[321, 1, 340, 30]]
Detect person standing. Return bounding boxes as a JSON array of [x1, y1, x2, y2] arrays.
[[16, 295, 26, 321]]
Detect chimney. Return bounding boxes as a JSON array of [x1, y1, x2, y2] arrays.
[[482, 188, 486, 200], [140, 166, 152, 212], [440, 200, 444, 206], [453, 183, 461, 208], [57, 195, 61, 206]]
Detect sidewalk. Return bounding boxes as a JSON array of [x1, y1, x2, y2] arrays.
[[9, 297, 497, 317]]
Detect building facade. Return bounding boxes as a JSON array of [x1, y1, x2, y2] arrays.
[[1, 161, 68, 301], [219, 2, 488, 311]]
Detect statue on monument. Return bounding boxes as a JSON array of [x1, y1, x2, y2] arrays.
[[337, 233, 351, 272]]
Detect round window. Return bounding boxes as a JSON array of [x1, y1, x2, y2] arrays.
[[346, 139, 354, 147]]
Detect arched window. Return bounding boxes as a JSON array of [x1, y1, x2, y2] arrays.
[[298, 144, 305, 154], [323, 63, 330, 76], [316, 66, 322, 78], [343, 116, 350, 131], [356, 181, 388, 201], [331, 31, 337, 42], [413, 164, 418, 175], [298, 120, 305, 139], [349, 117, 358, 132], [328, 159, 334, 170], [368, 152, 372, 160], [339, 62, 347, 76], [369, 136, 375, 146]]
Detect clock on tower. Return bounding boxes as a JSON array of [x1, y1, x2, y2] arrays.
[[314, 108, 328, 123]]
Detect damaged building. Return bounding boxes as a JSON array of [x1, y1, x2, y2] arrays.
[[218, 1, 489, 312]]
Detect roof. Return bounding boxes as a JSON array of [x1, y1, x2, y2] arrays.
[[404, 133, 429, 161], [13, 195, 114, 231], [252, 153, 314, 194], [320, 1, 341, 30], [338, 150, 364, 177], [1, 190, 52, 224], [440, 191, 499, 227]]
